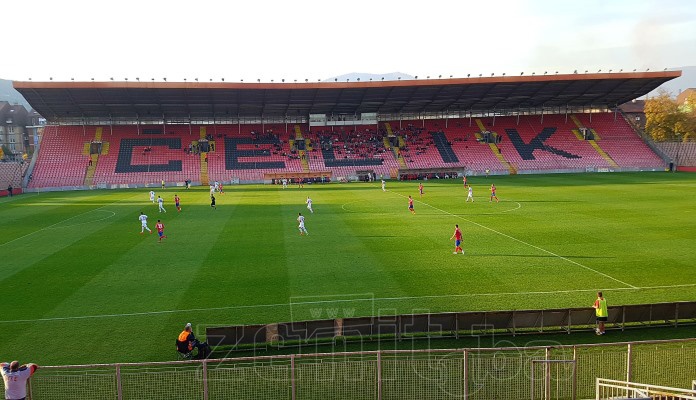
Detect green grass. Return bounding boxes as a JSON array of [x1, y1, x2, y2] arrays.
[[1, 172, 695, 365]]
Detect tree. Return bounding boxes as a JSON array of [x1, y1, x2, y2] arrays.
[[645, 91, 696, 142]]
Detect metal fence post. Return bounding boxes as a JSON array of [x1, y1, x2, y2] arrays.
[[116, 364, 123, 400], [291, 354, 296, 400], [463, 349, 469, 400], [202, 360, 209, 400], [626, 343, 633, 383], [377, 351, 382, 400], [572, 346, 578, 400], [545, 347, 551, 400]]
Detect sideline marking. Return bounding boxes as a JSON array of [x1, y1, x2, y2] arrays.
[[1, 283, 694, 324], [0, 195, 138, 247], [389, 190, 638, 289]]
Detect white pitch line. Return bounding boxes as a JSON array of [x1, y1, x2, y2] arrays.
[[1, 283, 694, 324], [0, 195, 136, 247], [389, 190, 638, 289]]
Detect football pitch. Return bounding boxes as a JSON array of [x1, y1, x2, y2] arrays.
[[1, 172, 695, 365]]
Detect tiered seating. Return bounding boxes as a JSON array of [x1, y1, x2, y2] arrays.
[[0, 162, 25, 189], [305, 126, 399, 178], [26, 114, 665, 188], [490, 115, 612, 171], [29, 126, 91, 188], [574, 113, 665, 169], [208, 124, 302, 182], [655, 142, 696, 166], [93, 125, 201, 185]]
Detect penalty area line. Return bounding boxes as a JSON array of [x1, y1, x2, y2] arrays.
[[388, 190, 638, 289], [1, 283, 694, 324]]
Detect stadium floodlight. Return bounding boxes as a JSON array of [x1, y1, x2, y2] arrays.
[[531, 72, 535, 75], [49, 77, 53, 80], [125, 78, 128, 81], [240, 79, 243, 82], [369, 78, 372, 81], [449, 75, 453, 78], [478, 74, 482, 77], [490, 73, 494, 76], [520, 72, 524, 75], [544, 71, 547, 75], [110, 77, 114, 81], [555, 71, 558, 74], [28, 78, 31, 81], [381, 77, 384, 81], [502, 73, 505, 76], [619, 69, 623, 72], [151, 78, 155, 81], [646, 68, 650, 71], [334, 78, 338, 82], [398, 77, 401, 80], [136, 77, 140, 81], [426, 76, 430, 79], [295, 79, 298, 83], [305, 78, 309, 82], [221, 78, 224, 81], [597, 69, 601, 73], [91, 78, 95, 81], [195, 78, 199, 82], [257, 78, 260, 82], [356, 78, 360, 81], [184, 78, 187, 81], [439, 75, 442, 78], [72, 78, 75, 81], [415, 76, 418, 79], [584, 70, 588, 74], [633, 69, 636, 71], [209, 78, 212, 82], [608, 70, 612, 73], [467, 73, 470, 77], [573, 70, 577, 74], [271, 79, 274, 82]]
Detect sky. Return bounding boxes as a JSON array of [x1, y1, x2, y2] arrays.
[[2, 0, 695, 82]]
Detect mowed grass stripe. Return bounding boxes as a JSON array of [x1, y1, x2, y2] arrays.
[[0, 173, 694, 365]]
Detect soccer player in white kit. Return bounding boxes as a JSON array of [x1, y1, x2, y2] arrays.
[[214, 181, 219, 192], [282, 178, 288, 189], [209, 185, 215, 195], [139, 212, 152, 234], [149, 190, 156, 203], [297, 212, 308, 235], [157, 196, 167, 213], [306, 196, 314, 213], [381, 180, 386, 192], [466, 186, 474, 202]]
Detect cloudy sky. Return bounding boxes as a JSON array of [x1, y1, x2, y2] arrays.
[[2, 0, 695, 82]]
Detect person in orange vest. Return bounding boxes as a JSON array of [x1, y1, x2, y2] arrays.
[[176, 323, 210, 359]]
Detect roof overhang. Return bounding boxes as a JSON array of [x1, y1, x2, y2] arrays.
[[13, 71, 681, 121]]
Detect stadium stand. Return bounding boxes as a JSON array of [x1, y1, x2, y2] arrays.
[[24, 112, 667, 188], [0, 162, 26, 191]]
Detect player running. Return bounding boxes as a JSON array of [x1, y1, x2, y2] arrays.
[[466, 185, 474, 202], [418, 183, 424, 197], [210, 194, 217, 209], [489, 183, 499, 203], [157, 196, 167, 212], [408, 195, 415, 214], [155, 219, 167, 242], [306, 196, 314, 213], [381, 179, 386, 192], [139, 212, 152, 234], [149, 190, 156, 203], [463, 175, 468, 187], [174, 195, 181, 212], [450, 224, 464, 254], [218, 183, 224, 195], [297, 212, 308, 235]]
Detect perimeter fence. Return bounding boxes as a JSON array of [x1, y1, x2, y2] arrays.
[[29, 338, 696, 400]]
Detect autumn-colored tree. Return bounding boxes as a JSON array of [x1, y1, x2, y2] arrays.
[[645, 91, 696, 142]]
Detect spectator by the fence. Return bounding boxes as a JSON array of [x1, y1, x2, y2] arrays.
[[6, 185, 12, 197], [592, 291, 608, 335], [177, 323, 211, 359], [1, 360, 38, 400]]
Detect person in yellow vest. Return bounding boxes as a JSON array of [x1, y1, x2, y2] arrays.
[[176, 323, 210, 359], [592, 291, 608, 335]]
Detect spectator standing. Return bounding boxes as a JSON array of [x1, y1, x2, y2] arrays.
[[6, 185, 12, 198], [592, 292, 608, 335], [1, 360, 38, 400]]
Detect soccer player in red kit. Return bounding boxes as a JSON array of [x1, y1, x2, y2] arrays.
[[155, 220, 167, 242], [408, 196, 415, 214], [418, 183, 424, 197], [174, 195, 181, 212], [450, 224, 464, 254]]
